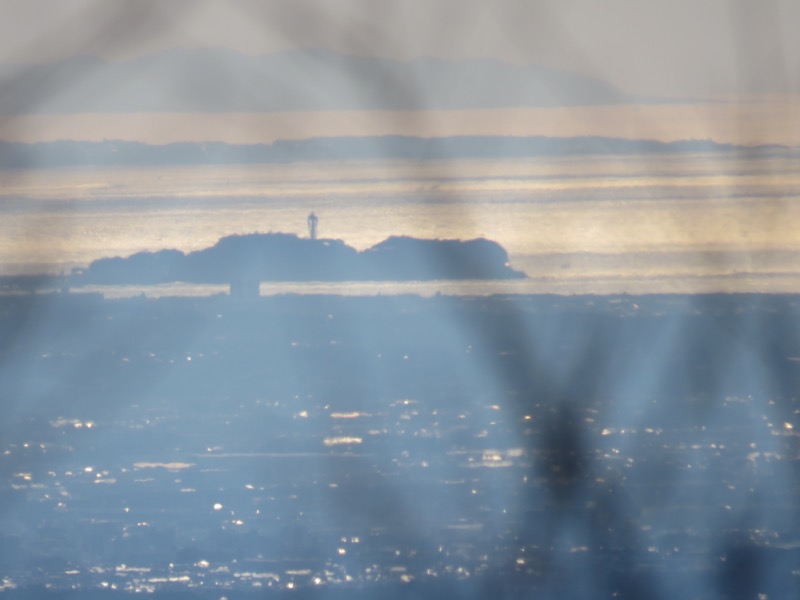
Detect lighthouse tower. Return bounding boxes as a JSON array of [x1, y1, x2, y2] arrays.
[[307, 212, 319, 240]]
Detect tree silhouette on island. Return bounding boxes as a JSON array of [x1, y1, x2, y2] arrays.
[[70, 232, 526, 291]]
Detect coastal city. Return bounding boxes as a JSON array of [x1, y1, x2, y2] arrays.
[[1, 292, 799, 597]]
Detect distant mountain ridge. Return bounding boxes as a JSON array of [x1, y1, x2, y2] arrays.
[[0, 47, 633, 116], [0, 135, 767, 169]]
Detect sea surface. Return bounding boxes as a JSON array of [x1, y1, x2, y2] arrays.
[[2, 151, 800, 294], [3, 153, 800, 597]]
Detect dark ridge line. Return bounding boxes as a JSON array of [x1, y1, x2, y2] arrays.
[[0, 135, 791, 169]]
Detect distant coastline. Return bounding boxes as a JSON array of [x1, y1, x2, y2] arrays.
[[0, 135, 789, 169]]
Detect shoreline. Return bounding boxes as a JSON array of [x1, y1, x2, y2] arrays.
[[4, 286, 800, 314], [8, 278, 800, 298]]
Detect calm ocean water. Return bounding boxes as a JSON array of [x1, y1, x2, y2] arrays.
[[2, 152, 800, 294]]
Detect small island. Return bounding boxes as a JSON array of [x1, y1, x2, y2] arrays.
[[69, 233, 526, 293]]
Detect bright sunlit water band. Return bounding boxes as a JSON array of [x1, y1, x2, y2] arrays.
[[2, 152, 799, 294]]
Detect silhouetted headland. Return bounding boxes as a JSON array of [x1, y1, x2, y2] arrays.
[[70, 233, 525, 287]]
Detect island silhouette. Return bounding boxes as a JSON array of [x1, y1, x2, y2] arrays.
[[69, 232, 525, 290]]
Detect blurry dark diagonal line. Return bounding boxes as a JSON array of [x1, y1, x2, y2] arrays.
[[448, 300, 667, 595], [1, 302, 169, 517], [0, 1, 172, 119], [230, 1, 428, 111], [417, 3, 667, 583], [0, 0, 189, 523], [1, 3, 799, 597], [215, 6, 667, 587], [0, 0, 174, 339], [726, 2, 792, 305], [231, 1, 487, 239], [228, 0, 322, 54], [206, 0, 483, 548]]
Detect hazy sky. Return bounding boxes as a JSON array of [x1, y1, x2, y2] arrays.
[[1, 0, 798, 144]]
